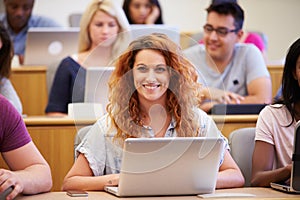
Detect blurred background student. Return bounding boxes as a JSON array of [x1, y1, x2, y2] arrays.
[[184, 2, 271, 113], [197, 0, 267, 61], [122, 0, 163, 24], [0, 0, 61, 65], [45, 0, 130, 116], [0, 22, 22, 114], [251, 38, 300, 187]]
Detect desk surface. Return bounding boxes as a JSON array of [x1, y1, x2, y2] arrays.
[[23, 115, 258, 125], [16, 187, 300, 199], [23, 116, 96, 126]]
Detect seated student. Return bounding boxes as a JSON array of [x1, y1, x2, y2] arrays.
[[208, 0, 267, 61], [61, 33, 245, 191], [0, 22, 22, 114], [184, 2, 272, 113], [45, 0, 130, 117], [0, 94, 52, 199], [251, 38, 300, 187], [122, 0, 163, 24], [0, 0, 61, 64]]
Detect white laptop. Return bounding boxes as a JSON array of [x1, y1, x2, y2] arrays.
[[84, 66, 115, 113], [130, 24, 180, 45], [23, 27, 79, 66], [270, 120, 300, 193], [104, 137, 224, 197]]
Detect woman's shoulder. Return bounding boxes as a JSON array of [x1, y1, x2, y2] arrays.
[[259, 104, 291, 123]]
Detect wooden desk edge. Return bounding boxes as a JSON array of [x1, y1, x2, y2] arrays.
[[212, 115, 258, 123], [24, 116, 96, 126], [12, 66, 47, 72]]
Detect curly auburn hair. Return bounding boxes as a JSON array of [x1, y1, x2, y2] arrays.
[[107, 33, 202, 143]]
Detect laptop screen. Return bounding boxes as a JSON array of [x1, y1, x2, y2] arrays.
[[24, 27, 79, 66], [110, 137, 223, 196], [84, 66, 115, 113]]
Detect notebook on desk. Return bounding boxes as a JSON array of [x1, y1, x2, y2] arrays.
[[270, 121, 300, 193], [84, 67, 115, 114], [23, 27, 79, 66], [104, 137, 224, 197], [211, 104, 267, 115], [130, 24, 180, 45]]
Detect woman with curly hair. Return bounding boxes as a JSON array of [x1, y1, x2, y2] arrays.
[[62, 33, 244, 191]]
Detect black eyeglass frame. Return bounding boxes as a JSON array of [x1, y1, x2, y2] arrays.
[[203, 24, 239, 37]]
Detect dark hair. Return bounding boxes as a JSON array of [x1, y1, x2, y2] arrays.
[[206, 2, 244, 31], [211, 0, 237, 5], [280, 38, 300, 125], [0, 22, 13, 78], [122, 0, 164, 24]]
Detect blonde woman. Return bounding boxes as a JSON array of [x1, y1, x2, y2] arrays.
[[46, 0, 130, 116], [62, 33, 244, 191]]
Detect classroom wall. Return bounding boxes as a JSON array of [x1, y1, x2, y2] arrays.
[[32, 0, 300, 62]]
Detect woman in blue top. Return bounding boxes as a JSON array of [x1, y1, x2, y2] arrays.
[[45, 0, 131, 116], [62, 33, 244, 191]]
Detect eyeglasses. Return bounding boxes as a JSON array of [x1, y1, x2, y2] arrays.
[[203, 24, 238, 37]]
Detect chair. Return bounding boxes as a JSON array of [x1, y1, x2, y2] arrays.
[[228, 127, 256, 186], [74, 125, 92, 160], [68, 13, 82, 27]]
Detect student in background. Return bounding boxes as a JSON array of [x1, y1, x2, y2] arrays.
[[122, 0, 163, 24], [0, 22, 22, 114], [184, 2, 271, 113], [45, 0, 130, 116], [0, 94, 52, 199], [209, 0, 267, 60], [251, 38, 300, 187], [62, 33, 244, 191], [0, 0, 61, 64]]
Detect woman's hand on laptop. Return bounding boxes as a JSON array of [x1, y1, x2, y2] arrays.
[[105, 174, 119, 186]]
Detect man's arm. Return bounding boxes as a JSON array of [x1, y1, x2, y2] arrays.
[[242, 77, 272, 104], [1, 142, 52, 199]]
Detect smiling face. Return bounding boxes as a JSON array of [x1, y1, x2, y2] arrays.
[[88, 10, 119, 48], [203, 12, 242, 63], [133, 49, 170, 104]]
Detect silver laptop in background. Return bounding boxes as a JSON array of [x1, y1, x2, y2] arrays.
[[23, 27, 79, 66], [270, 121, 300, 193], [130, 24, 180, 45], [84, 67, 115, 114], [105, 137, 224, 197]]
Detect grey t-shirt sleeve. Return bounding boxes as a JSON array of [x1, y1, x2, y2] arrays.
[[244, 44, 270, 84]]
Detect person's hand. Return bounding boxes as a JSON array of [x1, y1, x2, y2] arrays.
[[206, 87, 245, 104], [0, 169, 23, 200], [105, 174, 119, 186], [145, 5, 160, 24], [18, 55, 24, 65]]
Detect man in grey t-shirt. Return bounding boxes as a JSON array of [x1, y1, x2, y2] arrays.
[[184, 2, 271, 113]]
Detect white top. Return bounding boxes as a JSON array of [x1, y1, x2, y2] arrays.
[[76, 108, 229, 176], [255, 104, 294, 169], [183, 43, 269, 96], [0, 78, 22, 114]]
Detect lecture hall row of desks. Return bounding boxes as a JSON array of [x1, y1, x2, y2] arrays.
[[4, 64, 283, 192]]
